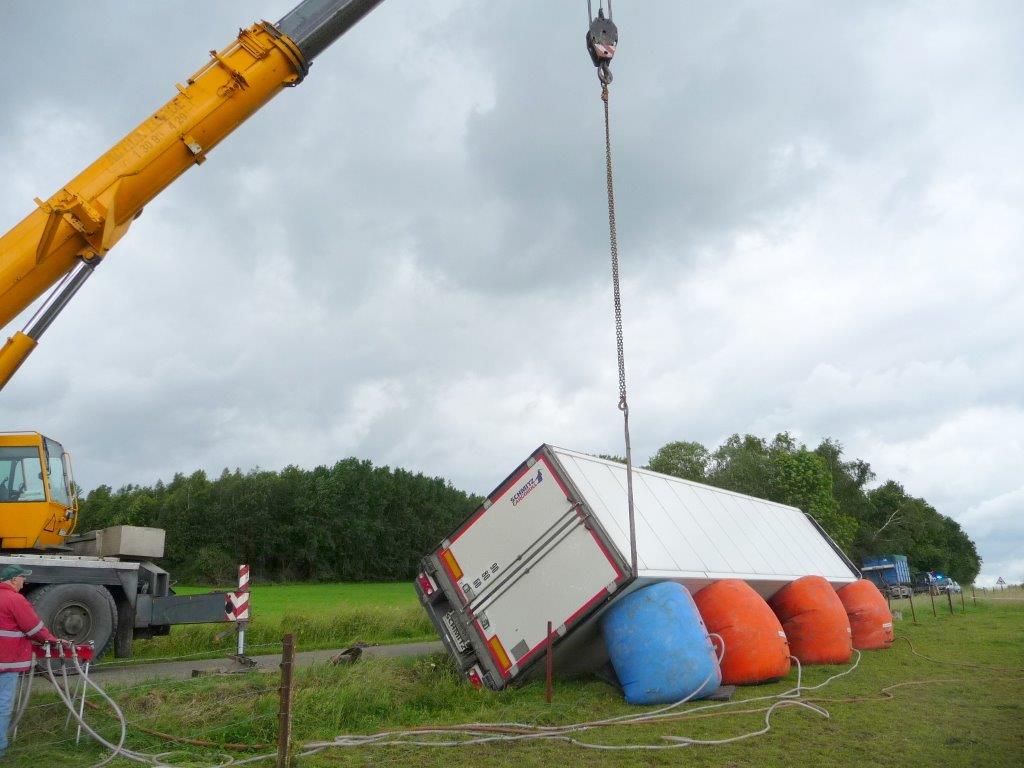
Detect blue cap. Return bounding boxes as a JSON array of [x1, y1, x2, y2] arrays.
[[0, 565, 32, 581]]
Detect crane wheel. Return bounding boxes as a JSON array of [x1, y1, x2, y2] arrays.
[[27, 583, 118, 658]]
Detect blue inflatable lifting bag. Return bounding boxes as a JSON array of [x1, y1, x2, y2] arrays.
[[601, 581, 722, 705]]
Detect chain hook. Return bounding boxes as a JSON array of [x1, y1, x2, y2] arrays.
[[586, 4, 618, 85]]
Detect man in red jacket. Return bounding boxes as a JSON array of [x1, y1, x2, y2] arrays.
[[0, 564, 64, 758]]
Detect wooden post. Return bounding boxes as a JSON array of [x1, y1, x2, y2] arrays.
[[545, 620, 554, 704], [946, 589, 954, 616], [929, 588, 936, 617], [971, 585, 976, 606], [908, 590, 918, 624], [277, 634, 296, 768], [960, 590, 966, 614]]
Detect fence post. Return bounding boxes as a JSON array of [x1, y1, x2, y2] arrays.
[[908, 590, 918, 624], [971, 585, 976, 606], [960, 590, 966, 614], [277, 634, 296, 768], [929, 589, 936, 617], [946, 589, 954, 616], [545, 620, 554, 704]]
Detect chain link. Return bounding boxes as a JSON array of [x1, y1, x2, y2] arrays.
[[600, 81, 638, 576], [602, 83, 626, 413]]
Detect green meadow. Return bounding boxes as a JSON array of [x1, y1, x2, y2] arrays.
[[8, 587, 1022, 767]]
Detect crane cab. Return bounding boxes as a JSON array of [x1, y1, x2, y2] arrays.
[[0, 432, 77, 549]]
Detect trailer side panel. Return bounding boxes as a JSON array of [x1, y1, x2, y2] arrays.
[[551, 447, 859, 595]]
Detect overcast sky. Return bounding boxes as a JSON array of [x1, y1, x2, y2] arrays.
[[2, 1, 1021, 586]]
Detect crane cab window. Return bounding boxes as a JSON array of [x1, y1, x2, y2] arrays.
[[43, 438, 72, 507], [0, 446, 46, 503]]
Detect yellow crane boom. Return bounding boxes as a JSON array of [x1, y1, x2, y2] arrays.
[[0, 0, 383, 390], [0, 1, 388, 660]]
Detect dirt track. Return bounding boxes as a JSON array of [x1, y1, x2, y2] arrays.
[[87, 640, 444, 687]]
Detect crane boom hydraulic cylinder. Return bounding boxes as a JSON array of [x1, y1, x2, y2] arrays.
[[0, 0, 385, 391], [278, 0, 385, 61]]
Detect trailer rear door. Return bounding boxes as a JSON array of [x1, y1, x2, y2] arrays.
[[427, 448, 628, 687]]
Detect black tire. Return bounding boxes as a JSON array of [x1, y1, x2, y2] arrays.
[[27, 583, 118, 658]]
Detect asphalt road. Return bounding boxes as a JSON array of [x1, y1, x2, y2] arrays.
[[86, 640, 445, 687]]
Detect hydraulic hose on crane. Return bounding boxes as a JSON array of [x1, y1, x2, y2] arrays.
[[0, 0, 385, 391]]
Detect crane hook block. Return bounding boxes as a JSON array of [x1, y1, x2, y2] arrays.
[[586, 8, 618, 84]]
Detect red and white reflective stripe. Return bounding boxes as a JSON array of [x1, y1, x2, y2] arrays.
[[235, 564, 250, 620], [226, 564, 251, 622], [226, 593, 250, 621], [230, 592, 250, 621]]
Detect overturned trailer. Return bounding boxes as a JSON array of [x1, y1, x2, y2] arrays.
[[415, 445, 859, 691]]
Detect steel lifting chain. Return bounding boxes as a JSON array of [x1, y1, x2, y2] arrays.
[[602, 85, 626, 417], [587, 2, 638, 576]]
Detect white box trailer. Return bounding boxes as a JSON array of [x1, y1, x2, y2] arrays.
[[415, 445, 860, 691]]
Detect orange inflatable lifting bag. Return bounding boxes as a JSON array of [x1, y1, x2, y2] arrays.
[[837, 579, 894, 650], [768, 575, 852, 665], [693, 579, 791, 685]]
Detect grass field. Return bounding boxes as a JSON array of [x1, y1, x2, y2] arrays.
[[7, 587, 1023, 767], [120, 582, 431, 663]]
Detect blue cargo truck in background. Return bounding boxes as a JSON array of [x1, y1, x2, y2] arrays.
[[862, 554, 913, 598]]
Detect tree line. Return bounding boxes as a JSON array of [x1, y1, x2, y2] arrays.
[[78, 460, 480, 584], [78, 432, 981, 585], [631, 433, 981, 583]]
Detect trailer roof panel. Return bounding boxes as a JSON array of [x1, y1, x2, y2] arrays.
[[550, 446, 857, 584]]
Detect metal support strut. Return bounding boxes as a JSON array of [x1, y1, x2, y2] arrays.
[[0, 258, 99, 389], [24, 259, 99, 342]]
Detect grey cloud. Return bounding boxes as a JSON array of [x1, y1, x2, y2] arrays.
[[2, 1, 1022, 584]]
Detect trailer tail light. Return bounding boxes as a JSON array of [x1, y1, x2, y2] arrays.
[[440, 548, 463, 581], [417, 571, 437, 597], [466, 664, 484, 690], [488, 635, 512, 673]]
